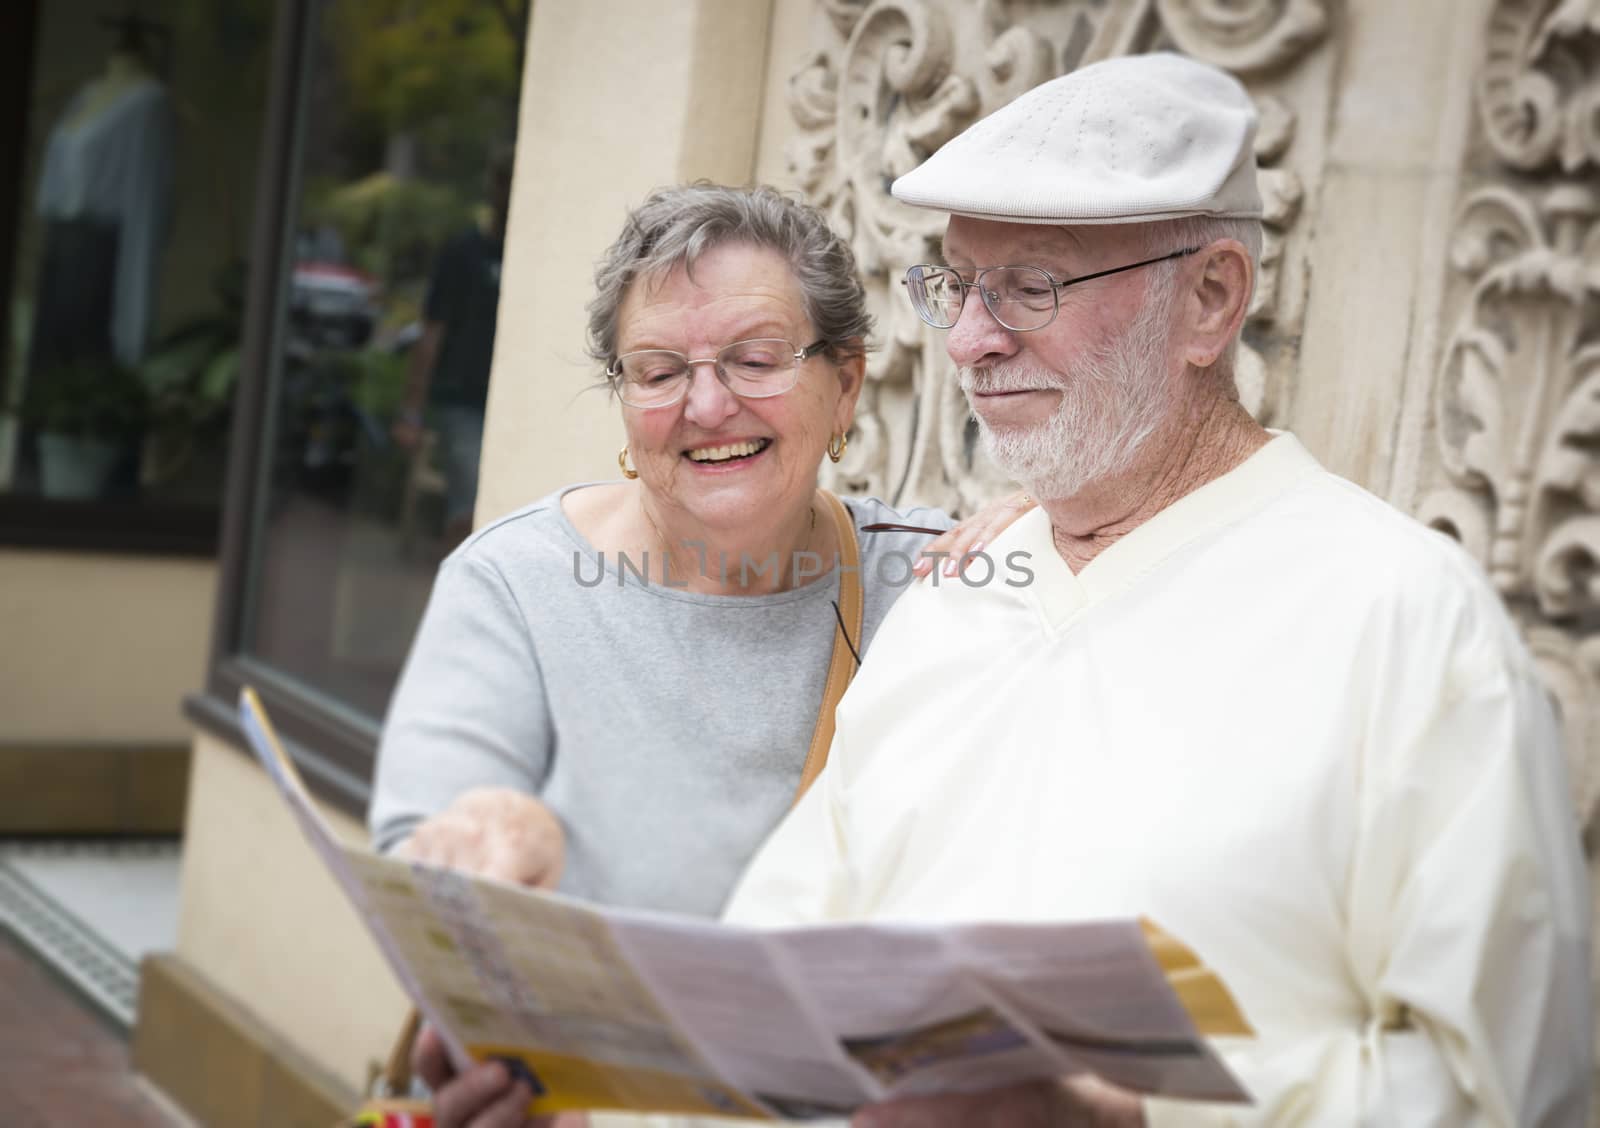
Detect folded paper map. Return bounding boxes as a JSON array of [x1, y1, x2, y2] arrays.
[[239, 687, 1253, 1119]]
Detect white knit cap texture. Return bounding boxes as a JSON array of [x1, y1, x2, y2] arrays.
[[891, 52, 1262, 225]]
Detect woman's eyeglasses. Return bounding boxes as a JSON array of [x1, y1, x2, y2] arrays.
[[606, 338, 829, 409]]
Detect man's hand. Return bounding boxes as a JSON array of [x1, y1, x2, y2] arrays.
[[915, 489, 1036, 579], [851, 1075, 1145, 1128], [397, 787, 566, 889]]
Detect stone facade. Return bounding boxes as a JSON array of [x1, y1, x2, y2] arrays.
[[784, 0, 1600, 1105]]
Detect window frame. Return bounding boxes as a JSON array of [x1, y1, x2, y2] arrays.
[[0, 0, 38, 432], [183, 0, 378, 817], [0, 496, 218, 555]]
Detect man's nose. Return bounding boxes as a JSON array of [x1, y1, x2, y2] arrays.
[[681, 361, 740, 427], [944, 288, 1019, 370]]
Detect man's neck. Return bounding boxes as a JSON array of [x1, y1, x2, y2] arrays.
[[1042, 393, 1269, 573]]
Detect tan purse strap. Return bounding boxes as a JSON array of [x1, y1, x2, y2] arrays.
[[376, 1005, 422, 1098], [795, 489, 863, 804]]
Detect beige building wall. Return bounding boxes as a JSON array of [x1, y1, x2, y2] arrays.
[[174, 732, 409, 1092], [0, 550, 213, 743]]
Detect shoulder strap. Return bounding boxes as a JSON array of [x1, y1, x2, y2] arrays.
[[373, 1006, 421, 1099], [795, 489, 863, 805]]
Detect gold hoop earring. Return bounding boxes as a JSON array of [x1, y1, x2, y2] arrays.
[[618, 445, 639, 480], [827, 432, 849, 463]]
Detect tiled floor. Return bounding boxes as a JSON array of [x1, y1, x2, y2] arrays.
[[0, 926, 188, 1126]]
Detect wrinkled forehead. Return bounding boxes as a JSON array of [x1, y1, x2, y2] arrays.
[[939, 215, 1135, 267]]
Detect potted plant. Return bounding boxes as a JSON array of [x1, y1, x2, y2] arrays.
[[138, 322, 239, 498], [20, 358, 149, 500], [137, 263, 245, 501]]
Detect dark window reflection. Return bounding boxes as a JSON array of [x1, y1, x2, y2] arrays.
[[2, 5, 268, 506], [244, 0, 527, 717]]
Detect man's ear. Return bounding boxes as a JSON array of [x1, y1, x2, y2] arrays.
[[1182, 240, 1254, 370]]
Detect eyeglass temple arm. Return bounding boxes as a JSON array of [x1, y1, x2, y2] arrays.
[[1055, 246, 1201, 290], [860, 522, 948, 535]]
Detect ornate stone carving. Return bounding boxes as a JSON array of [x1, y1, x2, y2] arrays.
[[1237, 93, 1305, 420], [1420, 183, 1600, 834], [1424, 7, 1600, 1100], [789, 0, 1329, 514], [1155, 0, 1330, 74], [1479, 0, 1600, 172]]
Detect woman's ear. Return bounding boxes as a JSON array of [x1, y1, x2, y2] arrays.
[[1182, 240, 1254, 370], [833, 342, 866, 435]]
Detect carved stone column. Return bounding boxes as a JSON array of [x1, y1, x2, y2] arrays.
[[1414, 3, 1600, 1101]]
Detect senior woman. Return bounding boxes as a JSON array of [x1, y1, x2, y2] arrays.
[[368, 183, 1029, 1127]]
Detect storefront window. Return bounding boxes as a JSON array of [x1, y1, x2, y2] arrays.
[[239, 0, 526, 718], [0, 1, 269, 532]]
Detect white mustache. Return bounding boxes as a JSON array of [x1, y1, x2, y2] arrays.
[[959, 365, 1061, 396]]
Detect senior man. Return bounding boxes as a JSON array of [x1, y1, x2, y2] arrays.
[[719, 53, 1592, 1127]]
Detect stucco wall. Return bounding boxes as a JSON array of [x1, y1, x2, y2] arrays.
[[174, 731, 409, 1092], [0, 550, 213, 743]]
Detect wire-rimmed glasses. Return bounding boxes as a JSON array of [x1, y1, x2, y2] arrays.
[[902, 248, 1200, 332], [606, 338, 830, 409]]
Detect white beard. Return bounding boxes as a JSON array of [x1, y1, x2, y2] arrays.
[[961, 286, 1177, 500]]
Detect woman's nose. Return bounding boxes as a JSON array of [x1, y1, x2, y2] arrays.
[[681, 361, 740, 427]]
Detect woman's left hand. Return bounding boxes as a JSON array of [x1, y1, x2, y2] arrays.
[[914, 489, 1036, 579]]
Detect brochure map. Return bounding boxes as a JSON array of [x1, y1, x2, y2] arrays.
[[239, 687, 1253, 1119]]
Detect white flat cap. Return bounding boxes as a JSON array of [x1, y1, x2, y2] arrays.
[[891, 52, 1261, 225]]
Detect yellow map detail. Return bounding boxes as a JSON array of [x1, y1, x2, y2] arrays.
[[469, 1045, 772, 1119]]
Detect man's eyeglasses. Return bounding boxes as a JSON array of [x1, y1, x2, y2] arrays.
[[902, 248, 1200, 332], [606, 338, 830, 409]]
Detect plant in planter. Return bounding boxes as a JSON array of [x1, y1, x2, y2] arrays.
[[137, 263, 245, 501], [20, 358, 149, 500], [139, 325, 239, 494]]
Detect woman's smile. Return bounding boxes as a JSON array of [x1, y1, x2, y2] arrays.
[[683, 436, 773, 468]]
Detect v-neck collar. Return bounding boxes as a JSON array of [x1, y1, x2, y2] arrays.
[[1011, 433, 1324, 633]]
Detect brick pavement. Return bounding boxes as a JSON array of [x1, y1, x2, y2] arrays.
[[0, 927, 186, 1127]]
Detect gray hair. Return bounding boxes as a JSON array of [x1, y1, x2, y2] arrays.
[[1136, 214, 1263, 385], [586, 184, 873, 375]]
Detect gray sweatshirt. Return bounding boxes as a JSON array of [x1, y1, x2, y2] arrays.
[[369, 485, 950, 917]]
